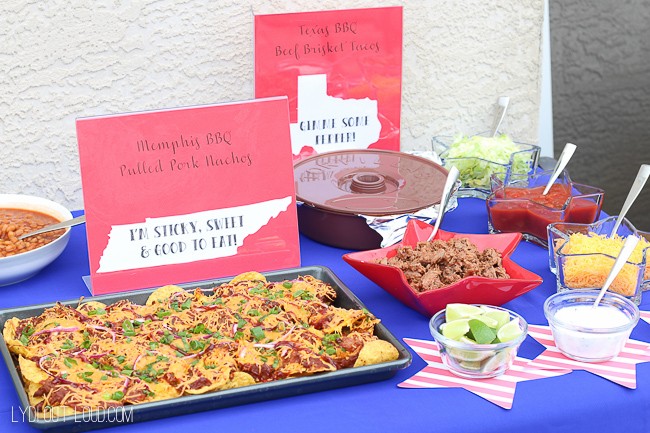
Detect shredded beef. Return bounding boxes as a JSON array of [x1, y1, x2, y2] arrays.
[[376, 238, 509, 292]]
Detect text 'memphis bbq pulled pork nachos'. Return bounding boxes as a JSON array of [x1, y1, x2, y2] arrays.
[[3, 272, 399, 418]]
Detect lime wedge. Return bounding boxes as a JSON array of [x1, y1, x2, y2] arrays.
[[450, 345, 494, 362], [459, 335, 477, 344], [481, 308, 510, 329], [446, 304, 483, 322], [471, 314, 499, 329], [496, 319, 523, 343], [440, 319, 470, 340], [468, 319, 497, 344], [480, 350, 510, 375]]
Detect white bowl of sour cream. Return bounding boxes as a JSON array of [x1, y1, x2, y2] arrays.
[[543, 290, 639, 363]]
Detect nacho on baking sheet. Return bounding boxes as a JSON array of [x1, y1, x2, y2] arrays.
[[3, 273, 399, 418]]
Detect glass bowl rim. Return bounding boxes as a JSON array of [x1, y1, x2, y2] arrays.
[[435, 137, 540, 165], [543, 290, 640, 334], [429, 305, 528, 350], [487, 180, 605, 213], [549, 216, 650, 264]]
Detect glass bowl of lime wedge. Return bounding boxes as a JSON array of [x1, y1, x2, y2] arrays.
[[429, 303, 528, 379]]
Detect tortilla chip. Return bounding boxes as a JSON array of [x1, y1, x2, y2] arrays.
[[224, 371, 255, 389], [148, 380, 181, 400], [26, 380, 45, 406], [185, 366, 230, 394], [19, 356, 49, 383], [3, 318, 29, 357], [354, 340, 399, 367], [36, 405, 77, 418], [3, 317, 19, 341], [146, 285, 186, 306], [192, 287, 210, 303], [76, 301, 107, 314], [229, 272, 267, 285]]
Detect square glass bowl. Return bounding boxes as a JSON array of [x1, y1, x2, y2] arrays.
[[548, 216, 650, 303], [486, 170, 604, 247], [429, 305, 527, 378], [432, 134, 540, 199]]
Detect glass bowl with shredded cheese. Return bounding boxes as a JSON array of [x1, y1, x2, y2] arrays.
[[549, 216, 650, 304]]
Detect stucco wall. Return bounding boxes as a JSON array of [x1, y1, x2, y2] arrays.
[[1, 0, 545, 211], [550, 0, 650, 228]]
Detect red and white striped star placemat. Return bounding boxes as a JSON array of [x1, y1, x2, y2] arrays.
[[527, 324, 650, 389], [640, 310, 650, 325], [399, 338, 571, 409]]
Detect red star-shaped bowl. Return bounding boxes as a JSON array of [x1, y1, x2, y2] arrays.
[[342, 219, 543, 317]]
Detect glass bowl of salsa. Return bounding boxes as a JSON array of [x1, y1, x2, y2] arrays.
[[486, 170, 604, 247], [548, 216, 650, 303]]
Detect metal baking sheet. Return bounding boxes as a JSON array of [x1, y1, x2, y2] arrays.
[[0, 265, 412, 431]]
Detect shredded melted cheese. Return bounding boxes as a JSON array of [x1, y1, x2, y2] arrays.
[[4, 274, 395, 417]]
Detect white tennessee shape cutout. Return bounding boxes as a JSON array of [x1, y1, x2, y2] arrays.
[[97, 196, 292, 273]]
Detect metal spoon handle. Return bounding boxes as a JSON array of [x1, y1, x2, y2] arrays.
[[427, 166, 459, 241], [543, 142, 577, 195], [592, 235, 640, 308], [611, 164, 650, 236], [490, 96, 510, 137], [18, 215, 86, 240]]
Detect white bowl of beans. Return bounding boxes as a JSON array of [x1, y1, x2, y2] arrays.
[[0, 194, 73, 286]]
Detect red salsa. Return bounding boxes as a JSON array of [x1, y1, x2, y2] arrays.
[[488, 183, 602, 244]]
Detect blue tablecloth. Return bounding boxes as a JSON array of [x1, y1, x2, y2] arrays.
[[2, 198, 649, 433]]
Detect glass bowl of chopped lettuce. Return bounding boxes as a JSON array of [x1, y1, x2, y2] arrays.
[[432, 133, 540, 198]]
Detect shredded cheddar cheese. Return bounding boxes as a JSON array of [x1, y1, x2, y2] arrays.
[[557, 233, 650, 296], [3, 273, 399, 418]]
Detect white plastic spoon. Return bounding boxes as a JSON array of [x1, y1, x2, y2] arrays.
[[592, 234, 641, 308], [542, 143, 577, 196], [489, 96, 510, 137], [427, 166, 459, 241], [610, 164, 650, 236]]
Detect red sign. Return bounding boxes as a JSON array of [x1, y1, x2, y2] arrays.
[[76, 97, 300, 295], [255, 6, 403, 159]]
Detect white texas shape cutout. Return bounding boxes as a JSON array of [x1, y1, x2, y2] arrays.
[[289, 74, 381, 155]]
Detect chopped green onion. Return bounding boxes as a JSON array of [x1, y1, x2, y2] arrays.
[[122, 320, 135, 337], [156, 310, 171, 319], [251, 327, 265, 342]]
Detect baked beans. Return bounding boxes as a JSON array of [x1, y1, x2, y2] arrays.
[[0, 209, 65, 258]]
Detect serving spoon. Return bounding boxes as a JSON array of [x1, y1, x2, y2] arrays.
[[427, 166, 460, 241], [592, 234, 640, 308], [542, 142, 577, 196], [610, 164, 650, 236], [18, 215, 86, 240], [489, 96, 510, 137]]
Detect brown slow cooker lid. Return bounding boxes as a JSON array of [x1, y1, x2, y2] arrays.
[[294, 149, 449, 217]]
